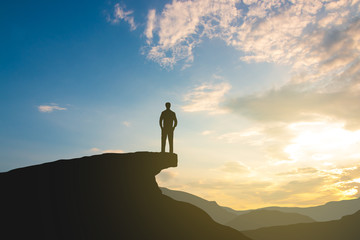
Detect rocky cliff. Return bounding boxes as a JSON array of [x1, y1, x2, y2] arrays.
[[0, 152, 251, 240]]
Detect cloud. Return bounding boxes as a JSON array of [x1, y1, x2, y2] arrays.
[[219, 118, 360, 166], [156, 170, 178, 183], [122, 121, 131, 127], [145, 0, 240, 68], [218, 127, 263, 144], [145, 9, 156, 44], [144, 0, 360, 87], [201, 130, 213, 135], [217, 123, 297, 163], [241, 165, 360, 205], [90, 148, 124, 153], [108, 3, 136, 30], [220, 161, 250, 174], [166, 163, 360, 209], [182, 82, 231, 114], [90, 147, 101, 152], [227, 81, 360, 129], [38, 104, 67, 113], [188, 178, 272, 191], [320, 165, 360, 198], [102, 149, 125, 153], [267, 164, 360, 204], [277, 167, 319, 176]]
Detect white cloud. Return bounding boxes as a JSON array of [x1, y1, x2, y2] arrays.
[[38, 104, 67, 113], [145, 9, 157, 44], [144, 0, 360, 86], [145, 0, 240, 68], [182, 82, 231, 114], [109, 3, 136, 30]]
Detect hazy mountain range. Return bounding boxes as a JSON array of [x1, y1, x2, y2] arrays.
[[227, 209, 315, 231], [253, 199, 360, 221], [161, 187, 237, 224], [162, 187, 360, 231], [243, 210, 360, 240]]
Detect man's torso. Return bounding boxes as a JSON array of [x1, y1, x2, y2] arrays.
[[161, 110, 176, 129]]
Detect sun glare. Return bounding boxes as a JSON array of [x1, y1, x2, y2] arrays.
[[342, 188, 358, 197], [284, 121, 360, 165]]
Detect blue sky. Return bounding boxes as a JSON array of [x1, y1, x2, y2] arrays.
[[2, 0, 360, 209]]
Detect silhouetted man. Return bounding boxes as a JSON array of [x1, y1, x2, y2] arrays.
[[159, 102, 177, 153]]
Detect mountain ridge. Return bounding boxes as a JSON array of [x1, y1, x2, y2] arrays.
[[227, 209, 315, 231], [243, 210, 360, 240], [162, 187, 360, 222], [160, 187, 237, 224]]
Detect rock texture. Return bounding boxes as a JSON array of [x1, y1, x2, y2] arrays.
[[0, 152, 251, 240]]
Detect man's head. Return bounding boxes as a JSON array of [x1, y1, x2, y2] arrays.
[[165, 102, 171, 109]]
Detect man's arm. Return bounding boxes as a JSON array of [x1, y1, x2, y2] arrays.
[[173, 113, 177, 128], [159, 113, 163, 128]]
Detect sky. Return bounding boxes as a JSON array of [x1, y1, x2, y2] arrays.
[[1, 0, 360, 210]]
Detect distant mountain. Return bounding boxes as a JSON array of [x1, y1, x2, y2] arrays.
[[161, 187, 237, 224], [243, 210, 360, 240], [162, 188, 316, 231], [259, 198, 360, 221], [161, 187, 360, 224], [0, 152, 251, 240], [227, 209, 315, 231]]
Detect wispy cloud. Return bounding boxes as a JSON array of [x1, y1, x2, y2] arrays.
[[145, 9, 156, 44], [145, 0, 239, 68], [218, 127, 263, 144], [108, 3, 136, 31], [90, 148, 124, 153], [144, 0, 360, 85], [182, 82, 231, 114], [122, 121, 131, 127], [102, 149, 125, 153], [175, 163, 360, 209], [220, 161, 250, 174], [277, 167, 319, 176], [201, 130, 213, 135], [156, 170, 178, 183], [227, 82, 360, 130], [38, 104, 67, 113]]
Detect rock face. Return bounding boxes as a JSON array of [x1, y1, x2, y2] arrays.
[[161, 187, 238, 225], [0, 152, 251, 240]]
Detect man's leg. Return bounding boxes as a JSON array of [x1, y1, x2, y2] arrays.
[[168, 130, 174, 153], [161, 129, 166, 152]]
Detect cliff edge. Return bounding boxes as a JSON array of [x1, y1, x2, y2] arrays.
[[0, 152, 250, 240]]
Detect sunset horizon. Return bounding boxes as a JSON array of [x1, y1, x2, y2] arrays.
[[2, 0, 360, 211]]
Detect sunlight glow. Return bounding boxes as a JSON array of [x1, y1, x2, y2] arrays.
[[284, 121, 360, 164], [342, 188, 358, 196]]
